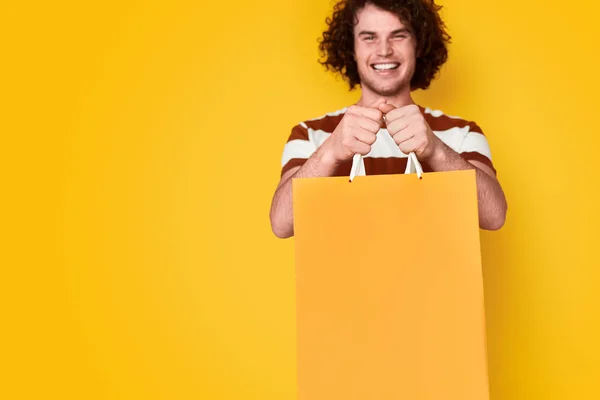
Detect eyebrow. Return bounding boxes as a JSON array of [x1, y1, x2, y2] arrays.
[[357, 28, 411, 36]]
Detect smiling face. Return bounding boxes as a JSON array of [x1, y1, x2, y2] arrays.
[[353, 3, 418, 97]]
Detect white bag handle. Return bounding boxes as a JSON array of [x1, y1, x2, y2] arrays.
[[405, 152, 424, 179], [349, 152, 423, 182]]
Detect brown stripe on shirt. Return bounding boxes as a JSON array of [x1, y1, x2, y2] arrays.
[[364, 157, 435, 175], [303, 114, 344, 135], [282, 154, 494, 178], [287, 124, 309, 141], [420, 107, 485, 135], [364, 157, 408, 175]]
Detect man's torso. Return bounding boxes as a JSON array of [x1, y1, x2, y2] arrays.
[[280, 106, 495, 177]]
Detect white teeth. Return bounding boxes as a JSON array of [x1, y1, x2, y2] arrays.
[[373, 63, 399, 70]]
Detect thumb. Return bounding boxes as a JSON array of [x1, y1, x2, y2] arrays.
[[367, 97, 388, 108], [378, 102, 396, 114]]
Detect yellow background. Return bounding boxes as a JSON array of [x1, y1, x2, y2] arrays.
[[2, 0, 599, 398]]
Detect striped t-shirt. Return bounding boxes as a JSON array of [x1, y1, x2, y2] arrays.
[[280, 105, 496, 177]]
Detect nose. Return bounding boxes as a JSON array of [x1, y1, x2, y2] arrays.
[[376, 39, 393, 57]]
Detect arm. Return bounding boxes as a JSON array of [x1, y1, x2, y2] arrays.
[[383, 104, 507, 231], [428, 142, 507, 230], [270, 100, 390, 238], [269, 146, 337, 239]]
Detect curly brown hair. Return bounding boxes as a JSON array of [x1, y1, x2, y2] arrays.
[[318, 0, 451, 91]]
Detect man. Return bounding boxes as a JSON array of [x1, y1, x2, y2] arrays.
[[269, 0, 507, 238]]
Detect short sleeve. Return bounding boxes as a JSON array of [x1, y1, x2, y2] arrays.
[[458, 122, 497, 176], [280, 123, 317, 176]]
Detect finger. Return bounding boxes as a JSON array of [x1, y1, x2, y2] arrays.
[[356, 116, 382, 134], [352, 105, 384, 123], [378, 102, 396, 114], [355, 128, 378, 146], [368, 98, 388, 108], [378, 103, 396, 129], [397, 136, 419, 155], [387, 117, 411, 139], [391, 125, 416, 146], [384, 103, 419, 123], [352, 140, 372, 156], [384, 107, 407, 123]]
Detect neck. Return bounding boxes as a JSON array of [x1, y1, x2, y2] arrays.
[[357, 87, 415, 108]]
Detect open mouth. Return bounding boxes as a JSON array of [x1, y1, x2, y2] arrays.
[[371, 63, 400, 71]]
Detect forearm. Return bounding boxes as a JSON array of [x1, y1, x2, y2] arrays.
[[428, 143, 507, 230], [269, 145, 338, 238]]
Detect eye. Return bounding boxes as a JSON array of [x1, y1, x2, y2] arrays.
[[364, 35, 375, 42], [394, 34, 407, 39]]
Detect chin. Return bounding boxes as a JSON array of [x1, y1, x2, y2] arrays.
[[371, 83, 405, 97], [377, 87, 402, 96], [359, 72, 409, 96]]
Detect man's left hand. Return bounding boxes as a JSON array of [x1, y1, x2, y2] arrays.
[[380, 104, 443, 161]]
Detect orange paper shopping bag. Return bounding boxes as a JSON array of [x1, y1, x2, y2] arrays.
[[293, 169, 488, 400]]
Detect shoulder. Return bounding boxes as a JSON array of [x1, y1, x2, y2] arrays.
[[419, 106, 484, 135]]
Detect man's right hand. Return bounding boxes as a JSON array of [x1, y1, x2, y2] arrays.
[[321, 98, 391, 164]]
